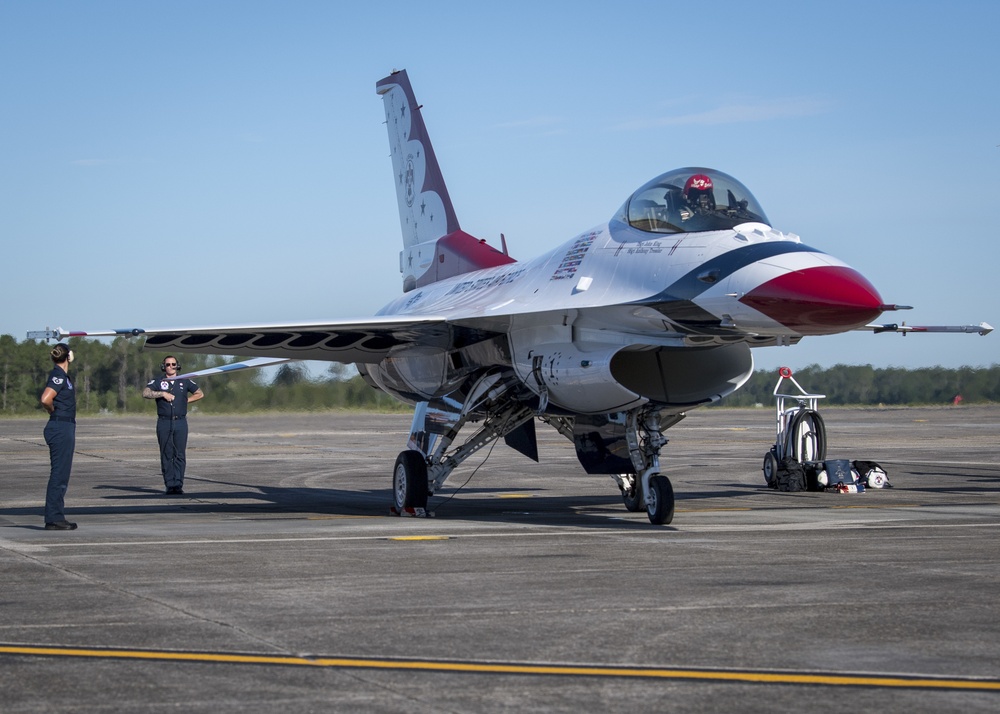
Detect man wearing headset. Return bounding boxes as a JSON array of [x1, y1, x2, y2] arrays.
[[39, 343, 78, 530], [142, 356, 204, 495]]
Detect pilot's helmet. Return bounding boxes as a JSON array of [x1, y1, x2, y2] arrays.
[[683, 174, 715, 212]]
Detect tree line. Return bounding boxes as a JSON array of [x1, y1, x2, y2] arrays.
[[1, 335, 997, 417], [715, 363, 1000, 407]]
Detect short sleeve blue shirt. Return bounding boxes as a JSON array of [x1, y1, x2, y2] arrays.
[[146, 377, 200, 418], [45, 366, 76, 419]]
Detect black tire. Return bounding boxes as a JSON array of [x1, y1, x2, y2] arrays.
[[621, 475, 645, 511], [762, 450, 779, 488], [393, 451, 428, 511], [645, 474, 675, 525]]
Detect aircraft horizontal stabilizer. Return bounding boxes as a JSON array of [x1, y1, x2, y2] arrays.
[[174, 357, 295, 380]]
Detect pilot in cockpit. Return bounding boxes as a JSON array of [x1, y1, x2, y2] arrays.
[[681, 173, 716, 220], [627, 167, 769, 234]]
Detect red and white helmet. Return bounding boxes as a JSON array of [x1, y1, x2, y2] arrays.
[[683, 173, 714, 196]]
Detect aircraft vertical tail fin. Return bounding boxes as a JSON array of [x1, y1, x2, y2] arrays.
[[376, 70, 515, 292]]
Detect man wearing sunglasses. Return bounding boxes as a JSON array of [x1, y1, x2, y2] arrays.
[[142, 356, 204, 495]]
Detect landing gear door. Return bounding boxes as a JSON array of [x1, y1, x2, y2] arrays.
[[572, 413, 633, 475]]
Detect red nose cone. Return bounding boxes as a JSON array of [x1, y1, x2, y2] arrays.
[[740, 266, 884, 335]]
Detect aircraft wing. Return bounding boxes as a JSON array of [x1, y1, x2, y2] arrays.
[[26, 316, 460, 364]]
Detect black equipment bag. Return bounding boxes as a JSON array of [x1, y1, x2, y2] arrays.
[[775, 458, 807, 492]]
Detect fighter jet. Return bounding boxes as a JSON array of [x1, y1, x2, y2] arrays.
[[31, 70, 991, 524]]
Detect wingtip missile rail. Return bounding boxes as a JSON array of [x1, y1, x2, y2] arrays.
[[26, 328, 147, 342], [864, 322, 993, 337]]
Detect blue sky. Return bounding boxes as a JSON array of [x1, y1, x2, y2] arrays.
[[2, 0, 997, 371]]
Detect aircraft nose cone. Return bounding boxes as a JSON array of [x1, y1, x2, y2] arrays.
[[739, 265, 884, 335]]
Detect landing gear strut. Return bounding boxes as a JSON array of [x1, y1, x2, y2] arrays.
[[392, 373, 535, 517], [622, 408, 678, 525], [619, 474, 645, 512], [393, 373, 680, 525]]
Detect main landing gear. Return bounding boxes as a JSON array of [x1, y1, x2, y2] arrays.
[[392, 451, 429, 516], [390, 373, 678, 525], [391, 373, 536, 517]]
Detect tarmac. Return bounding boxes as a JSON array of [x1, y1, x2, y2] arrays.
[[1, 405, 999, 713]]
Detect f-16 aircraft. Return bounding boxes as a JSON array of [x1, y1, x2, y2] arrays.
[[30, 70, 991, 525]]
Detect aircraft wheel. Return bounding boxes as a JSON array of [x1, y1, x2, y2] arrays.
[[393, 450, 428, 511], [620, 475, 645, 511], [762, 450, 779, 488], [645, 474, 675, 525]]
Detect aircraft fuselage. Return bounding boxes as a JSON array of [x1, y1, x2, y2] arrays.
[[365, 215, 883, 416]]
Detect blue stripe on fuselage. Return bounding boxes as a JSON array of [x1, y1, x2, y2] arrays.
[[633, 240, 820, 305]]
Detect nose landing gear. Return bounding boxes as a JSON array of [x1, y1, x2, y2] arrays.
[[622, 408, 679, 525]]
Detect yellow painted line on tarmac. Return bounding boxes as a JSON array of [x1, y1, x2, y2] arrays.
[[497, 494, 534, 499], [1, 645, 998, 691]]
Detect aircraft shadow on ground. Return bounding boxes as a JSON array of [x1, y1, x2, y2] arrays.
[[0, 477, 765, 530]]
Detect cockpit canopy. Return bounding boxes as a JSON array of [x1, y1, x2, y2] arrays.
[[623, 167, 769, 234]]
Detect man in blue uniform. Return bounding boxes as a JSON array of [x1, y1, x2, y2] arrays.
[[142, 356, 204, 494], [39, 343, 78, 530]]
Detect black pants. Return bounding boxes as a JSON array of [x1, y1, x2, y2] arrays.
[[43, 419, 75, 523], [156, 418, 188, 489]]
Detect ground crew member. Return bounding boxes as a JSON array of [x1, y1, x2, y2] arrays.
[[39, 342, 78, 530], [142, 356, 203, 494]]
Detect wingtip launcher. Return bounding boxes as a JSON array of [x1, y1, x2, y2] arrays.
[[865, 322, 993, 337], [26, 327, 147, 342]]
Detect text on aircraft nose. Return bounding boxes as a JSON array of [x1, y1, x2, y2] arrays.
[[739, 266, 884, 335]]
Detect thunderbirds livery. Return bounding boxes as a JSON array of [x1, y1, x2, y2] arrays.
[[31, 70, 990, 524]]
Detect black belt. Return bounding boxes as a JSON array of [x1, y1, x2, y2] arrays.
[[158, 415, 186, 420], [49, 416, 76, 423]]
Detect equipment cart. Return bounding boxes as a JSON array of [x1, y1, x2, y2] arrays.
[[762, 367, 827, 487]]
